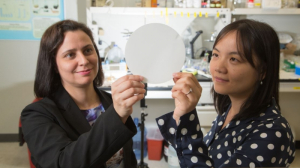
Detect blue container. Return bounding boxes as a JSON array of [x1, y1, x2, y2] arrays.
[[295, 65, 300, 76], [132, 118, 147, 160]]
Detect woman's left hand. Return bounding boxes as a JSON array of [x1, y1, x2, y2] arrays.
[[172, 72, 202, 125]]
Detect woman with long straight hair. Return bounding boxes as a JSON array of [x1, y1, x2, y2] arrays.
[[156, 19, 295, 167]]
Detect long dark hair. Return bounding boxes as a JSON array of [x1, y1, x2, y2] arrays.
[[34, 20, 104, 98], [212, 19, 280, 120]]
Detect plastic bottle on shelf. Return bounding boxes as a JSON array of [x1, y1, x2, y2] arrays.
[[207, 0, 211, 8], [253, 0, 261, 8], [193, 0, 201, 7], [247, 0, 254, 8], [187, 0, 193, 7], [107, 44, 124, 63], [168, 145, 180, 168], [119, 59, 127, 72], [102, 59, 110, 71], [132, 118, 147, 160], [183, 31, 192, 58], [201, 0, 208, 8], [151, 0, 157, 7]]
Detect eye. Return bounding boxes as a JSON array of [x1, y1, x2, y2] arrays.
[[230, 57, 239, 62], [212, 53, 219, 57], [84, 48, 94, 55], [65, 53, 75, 58]]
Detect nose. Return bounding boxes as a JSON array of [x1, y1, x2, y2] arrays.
[[211, 56, 227, 74], [77, 52, 89, 66]]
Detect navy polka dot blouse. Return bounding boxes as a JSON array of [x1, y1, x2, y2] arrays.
[[156, 98, 295, 167]]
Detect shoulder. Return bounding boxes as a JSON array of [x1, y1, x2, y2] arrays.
[[247, 113, 295, 145], [21, 97, 58, 119]]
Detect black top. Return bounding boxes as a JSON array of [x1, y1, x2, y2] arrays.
[[21, 84, 137, 168]]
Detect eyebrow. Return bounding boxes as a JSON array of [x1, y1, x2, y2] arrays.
[[61, 44, 93, 55], [213, 47, 240, 55]]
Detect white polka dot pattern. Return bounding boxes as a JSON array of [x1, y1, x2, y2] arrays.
[[260, 133, 267, 138], [158, 119, 164, 126], [169, 127, 175, 134], [198, 147, 203, 153], [268, 144, 274, 150], [251, 143, 258, 149], [276, 131, 281, 138], [196, 124, 200, 131], [281, 145, 285, 151], [257, 155, 264, 162], [181, 128, 187, 135], [206, 160, 212, 166], [191, 156, 198, 163], [189, 114, 195, 121], [271, 157, 276, 163], [155, 102, 295, 168]]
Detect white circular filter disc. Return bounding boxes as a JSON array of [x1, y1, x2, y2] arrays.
[[125, 23, 185, 84]]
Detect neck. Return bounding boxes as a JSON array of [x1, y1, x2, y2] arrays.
[[62, 83, 100, 110], [228, 95, 249, 117]]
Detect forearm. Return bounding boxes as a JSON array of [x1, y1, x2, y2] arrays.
[[156, 110, 214, 168]]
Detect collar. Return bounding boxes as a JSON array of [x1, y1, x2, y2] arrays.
[[216, 97, 280, 133], [50, 84, 113, 135]]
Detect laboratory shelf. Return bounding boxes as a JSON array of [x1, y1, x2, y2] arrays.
[[88, 7, 231, 16], [232, 8, 300, 15]]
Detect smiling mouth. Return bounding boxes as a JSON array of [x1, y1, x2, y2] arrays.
[[78, 69, 91, 73], [214, 77, 229, 82]]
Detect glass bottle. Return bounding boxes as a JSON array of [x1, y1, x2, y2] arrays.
[[210, 0, 216, 7], [215, 0, 222, 7]]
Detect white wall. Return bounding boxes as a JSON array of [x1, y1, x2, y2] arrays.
[[0, 0, 84, 134]]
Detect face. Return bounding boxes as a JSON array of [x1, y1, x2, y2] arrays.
[[210, 31, 258, 99], [56, 30, 99, 89]]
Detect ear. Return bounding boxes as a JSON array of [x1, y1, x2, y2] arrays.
[[260, 70, 266, 80]]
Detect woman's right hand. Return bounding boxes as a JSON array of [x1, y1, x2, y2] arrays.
[[111, 75, 145, 123]]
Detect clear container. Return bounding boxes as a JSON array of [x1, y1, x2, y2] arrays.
[[106, 44, 124, 63], [132, 118, 147, 160], [168, 145, 180, 168], [233, 0, 246, 8], [193, 0, 202, 7]]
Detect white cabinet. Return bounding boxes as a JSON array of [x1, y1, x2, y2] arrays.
[[86, 7, 232, 58]]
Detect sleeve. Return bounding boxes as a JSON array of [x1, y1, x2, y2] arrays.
[[219, 122, 296, 168], [156, 110, 296, 168], [21, 102, 137, 168], [156, 109, 214, 168]]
